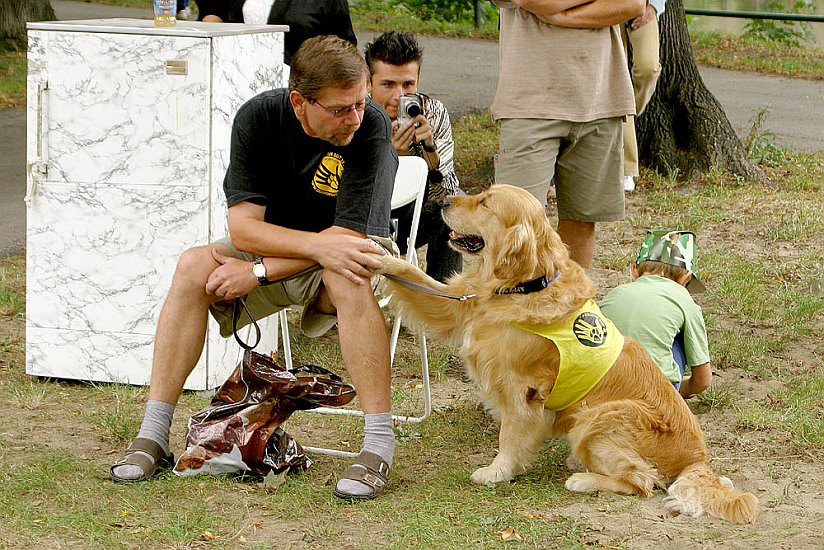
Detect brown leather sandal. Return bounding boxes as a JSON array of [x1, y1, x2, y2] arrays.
[[333, 451, 390, 501], [110, 437, 174, 483]]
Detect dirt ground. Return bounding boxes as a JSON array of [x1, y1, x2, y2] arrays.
[[2, 187, 822, 549]]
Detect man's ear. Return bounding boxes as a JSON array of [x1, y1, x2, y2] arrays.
[[630, 263, 640, 280], [290, 90, 306, 115], [677, 272, 692, 287]]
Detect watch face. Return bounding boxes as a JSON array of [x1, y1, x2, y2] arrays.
[[253, 261, 266, 278]]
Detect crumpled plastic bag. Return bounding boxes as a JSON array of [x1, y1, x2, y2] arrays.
[[173, 349, 356, 477]]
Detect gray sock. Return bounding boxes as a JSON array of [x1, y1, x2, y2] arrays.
[[335, 412, 396, 497], [111, 400, 175, 480]]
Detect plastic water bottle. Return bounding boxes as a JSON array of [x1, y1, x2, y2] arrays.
[[154, 0, 177, 27]]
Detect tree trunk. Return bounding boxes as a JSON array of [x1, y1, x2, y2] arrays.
[[636, 0, 766, 183], [0, 0, 56, 43]]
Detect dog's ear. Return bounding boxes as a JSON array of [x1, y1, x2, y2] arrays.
[[493, 223, 539, 281]]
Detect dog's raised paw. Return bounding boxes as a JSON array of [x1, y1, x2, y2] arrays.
[[565, 473, 600, 493], [470, 464, 513, 484]]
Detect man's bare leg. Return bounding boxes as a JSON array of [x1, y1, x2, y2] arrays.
[[111, 245, 220, 481], [557, 219, 595, 269], [316, 270, 394, 498]]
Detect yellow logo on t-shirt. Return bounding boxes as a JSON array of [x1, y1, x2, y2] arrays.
[[312, 152, 344, 196]]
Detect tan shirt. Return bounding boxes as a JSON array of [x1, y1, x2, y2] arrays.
[[491, 7, 635, 122]]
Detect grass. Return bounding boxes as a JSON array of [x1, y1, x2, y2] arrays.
[[691, 29, 824, 81], [0, 113, 822, 547]]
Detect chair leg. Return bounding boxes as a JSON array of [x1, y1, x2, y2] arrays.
[[278, 309, 292, 370]]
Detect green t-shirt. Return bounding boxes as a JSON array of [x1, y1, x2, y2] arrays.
[[598, 275, 710, 384]]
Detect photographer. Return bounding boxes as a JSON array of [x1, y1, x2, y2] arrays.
[[364, 31, 462, 282]]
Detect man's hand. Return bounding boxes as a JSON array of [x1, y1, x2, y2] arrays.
[[205, 248, 259, 301], [391, 115, 434, 155], [629, 4, 656, 29], [310, 232, 387, 285]]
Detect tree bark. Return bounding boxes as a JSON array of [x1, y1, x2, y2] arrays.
[[0, 0, 56, 43], [636, 0, 766, 183]]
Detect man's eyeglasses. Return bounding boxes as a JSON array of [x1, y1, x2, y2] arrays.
[[309, 98, 368, 118]]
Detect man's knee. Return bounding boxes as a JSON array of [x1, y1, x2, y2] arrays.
[[321, 269, 378, 310], [174, 246, 218, 287], [633, 61, 661, 86]]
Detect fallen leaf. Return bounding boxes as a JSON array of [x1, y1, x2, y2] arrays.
[[499, 528, 523, 541], [200, 530, 215, 541]]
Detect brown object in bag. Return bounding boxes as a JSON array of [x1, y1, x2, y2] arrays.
[[174, 349, 356, 477]]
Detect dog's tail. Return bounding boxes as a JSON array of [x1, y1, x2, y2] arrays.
[[662, 462, 758, 524]]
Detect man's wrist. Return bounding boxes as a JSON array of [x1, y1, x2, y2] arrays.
[[253, 257, 274, 286], [422, 142, 437, 152]]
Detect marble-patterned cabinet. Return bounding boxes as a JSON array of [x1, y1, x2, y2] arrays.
[[25, 19, 287, 389]]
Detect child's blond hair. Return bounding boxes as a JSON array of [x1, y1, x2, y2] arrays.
[[636, 260, 690, 283]]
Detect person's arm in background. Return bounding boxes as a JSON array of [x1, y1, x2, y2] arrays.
[[629, 0, 665, 30], [506, 0, 591, 16], [531, 0, 646, 28], [424, 98, 459, 195], [680, 362, 712, 398]]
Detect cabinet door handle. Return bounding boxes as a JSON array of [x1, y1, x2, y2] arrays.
[[36, 81, 49, 172], [25, 81, 49, 205]]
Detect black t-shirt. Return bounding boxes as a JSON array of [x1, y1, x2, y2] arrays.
[[223, 89, 397, 237], [267, 0, 357, 65], [195, 0, 245, 22]]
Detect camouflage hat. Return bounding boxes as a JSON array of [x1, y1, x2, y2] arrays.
[[636, 230, 706, 294]]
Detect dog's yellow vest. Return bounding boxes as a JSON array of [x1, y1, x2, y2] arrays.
[[512, 300, 624, 411]]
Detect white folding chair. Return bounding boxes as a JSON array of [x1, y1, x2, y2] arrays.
[[270, 156, 432, 457]]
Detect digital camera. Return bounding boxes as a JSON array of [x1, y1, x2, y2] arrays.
[[397, 93, 423, 126]]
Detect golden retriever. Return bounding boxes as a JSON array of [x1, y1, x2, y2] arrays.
[[372, 184, 758, 524]]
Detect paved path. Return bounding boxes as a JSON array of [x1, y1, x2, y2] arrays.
[[1, 0, 822, 256]]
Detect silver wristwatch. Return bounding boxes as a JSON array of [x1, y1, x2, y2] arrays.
[[252, 257, 271, 286]]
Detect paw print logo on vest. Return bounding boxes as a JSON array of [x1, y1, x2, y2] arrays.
[[312, 152, 344, 197], [573, 312, 608, 347]]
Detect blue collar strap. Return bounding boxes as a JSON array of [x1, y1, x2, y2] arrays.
[[496, 270, 561, 295]]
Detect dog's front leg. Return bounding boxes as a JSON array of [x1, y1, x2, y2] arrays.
[[471, 397, 553, 484]]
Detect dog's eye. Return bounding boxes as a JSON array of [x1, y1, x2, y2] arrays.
[[478, 197, 488, 208]]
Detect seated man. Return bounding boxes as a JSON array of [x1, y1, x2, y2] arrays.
[[110, 36, 399, 501], [364, 31, 463, 283]]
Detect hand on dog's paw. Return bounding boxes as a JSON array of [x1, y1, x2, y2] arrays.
[[365, 252, 388, 273], [470, 464, 513, 484], [565, 473, 600, 493]]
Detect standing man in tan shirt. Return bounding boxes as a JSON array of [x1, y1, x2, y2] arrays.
[[492, 0, 645, 268]]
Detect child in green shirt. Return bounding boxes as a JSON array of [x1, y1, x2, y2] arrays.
[[599, 230, 712, 398]]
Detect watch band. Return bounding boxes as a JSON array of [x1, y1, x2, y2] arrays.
[[422, 142, 437, 152]]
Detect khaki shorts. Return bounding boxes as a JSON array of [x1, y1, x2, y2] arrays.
[[495, 117, 625, 222], [209, 235, 397, 339]]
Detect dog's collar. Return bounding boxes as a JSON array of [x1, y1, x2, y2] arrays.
[[495, 270, 561, 295]]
